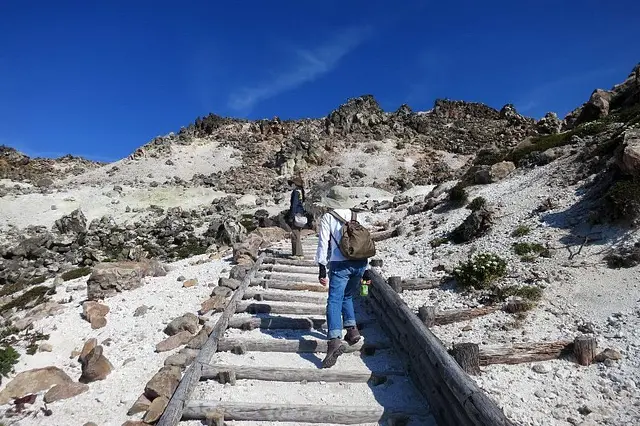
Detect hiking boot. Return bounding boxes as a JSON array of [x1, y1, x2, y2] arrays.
[[321, 338, 345, 368], [344, 326, 361, 345]]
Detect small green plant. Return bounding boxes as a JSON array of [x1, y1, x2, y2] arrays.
[[61, 266, 92, 281], [26, 344, 38, 355], [520, 254, 537, 263], [606, 179, 640, 222], [430, 237, 449, 248], [511, 225, 531, 237], [496, 285, 543, 301], [452, 252, 507, 289], [448, 183, 468, 206], [174, 240, 208, 260], [468, 197, 487, 211], [0, 282, 25, 298], [0, 346, 20, 377], [512, 242, 547, 256]]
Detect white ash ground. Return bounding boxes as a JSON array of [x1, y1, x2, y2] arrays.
[[377, 156, 640, 426], [0, 253, 229, 426]]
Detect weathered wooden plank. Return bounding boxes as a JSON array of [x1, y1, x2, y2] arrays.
[[226, 315, 376, 331], [263, 256, 317, 267], [182, 401, 429, 424], [402, 278, 443, 290], [367, 295, 472, 426], [235, 301, 326, 315], [250, 279, 327, 292], [200, 363, 405, 383], [258, 272, 318, 281], [260, 264, 317, 274], [243, 289, 327, 304], [156, 253, 266, 426], [479, 341, 573, 365], [217, 337, 389, 354], [367, 270, 513, 426]]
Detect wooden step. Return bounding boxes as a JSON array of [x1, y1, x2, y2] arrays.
[[260, 264, 317, 274], [236, 301, 325, 315], [182, 401, 428, 423], [226, 315, 376, 331], [250, 279, 327, 292], [257, 273, 317, 282], [200, 363, 405, 383], [263, 257, 317, 267], [217, 337, 389, 354], [243, 289, 327, 304]]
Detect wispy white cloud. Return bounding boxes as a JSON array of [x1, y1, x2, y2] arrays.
[[228, 26, 373, 112]]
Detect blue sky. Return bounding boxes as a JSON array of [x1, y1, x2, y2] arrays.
[[1, 1, 639, 162]]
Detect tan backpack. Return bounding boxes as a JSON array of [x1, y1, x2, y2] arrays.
[[328, 210, 376, 260]]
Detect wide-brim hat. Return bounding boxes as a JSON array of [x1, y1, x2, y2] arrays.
[[319, 186, 359, 209], [287, 176, 304, 187]]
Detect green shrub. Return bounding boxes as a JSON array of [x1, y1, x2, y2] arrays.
[[174, 240, 208, 260], [468, 197, 487, 211], [430, 237, 448, 248], [520, 254, 537, 263], [0, 286, 50, 315], [512, 242, 548, 256], [496, 285, 543, 302], [448, 183, 468, 206], [0, 346, 19, 377], [511, 225, 531, 237], [606, 179, 640, 222], [61, 266, 92, 281], [452, 253, 507, 289], [0, 282, 25, 298]]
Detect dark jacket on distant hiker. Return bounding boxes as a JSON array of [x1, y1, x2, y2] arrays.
[[288, 176, 306, 257]]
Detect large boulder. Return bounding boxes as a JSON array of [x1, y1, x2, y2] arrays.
[[536, 112, 562, 135], [450, 208, 494, 243], [489, 161, 516, 181], [164, 313, 199, 336], [0, 367, 73, 405], [619, 129, 640, 176], [54, 209, 87, 235], [576, 89, 612, 125], [325, 95, 385, 135], [144, 366, 182, 400], [86, 259, 167, 300], [79, 345, 113, 383]]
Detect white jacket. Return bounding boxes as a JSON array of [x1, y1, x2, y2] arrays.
[[314, 209, 352, 266]]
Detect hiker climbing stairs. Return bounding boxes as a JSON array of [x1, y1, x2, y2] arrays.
[[157, 235, 514, 426], [158, 236, 433, 425]]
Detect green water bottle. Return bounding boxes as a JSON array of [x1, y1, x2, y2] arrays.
[[360, 279, 370, 297]]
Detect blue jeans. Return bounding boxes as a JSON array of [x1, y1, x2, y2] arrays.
[[326, 260, 368, 339]]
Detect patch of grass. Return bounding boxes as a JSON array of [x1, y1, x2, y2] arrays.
[[520, 254, 537, 263], [429, 237, 448, 248], [511, 225, 531, 237], [28, 276, 46, 286], [0, 282, 25, 298], [448, 183, 468, 206], [0, 345, 19, 377], [0, 286, 51, 315], [496, 285, 543, 301], [508, 120, 613, 164], [60, 266, 92, 281], [468, 196, 487, 211], [174, 240, 208, 260], [452, 253, 507, 290], [512, 242, 548, 256]]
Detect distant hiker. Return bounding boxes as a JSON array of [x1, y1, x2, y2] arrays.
[[314, 186, 376, 368], [287, 175, 307, 259]]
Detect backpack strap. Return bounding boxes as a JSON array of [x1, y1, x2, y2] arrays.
[[328, 210, 347, 225], [327, 210, 347, 249], [350, 210, 357, 222]]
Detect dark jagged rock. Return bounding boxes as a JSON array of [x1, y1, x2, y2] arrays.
[[54, 209, 87, 235]]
